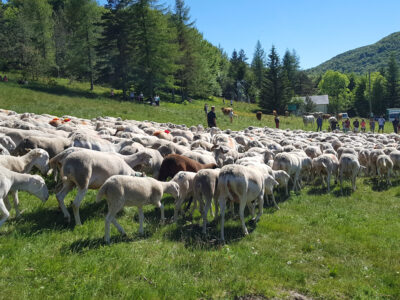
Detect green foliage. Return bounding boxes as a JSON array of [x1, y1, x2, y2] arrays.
[[318, 70, 350, 113], [304, 95, 316, 112], [385, 53, 400, 108], [251, 40, 266, 93], [308, 31, 400, 75], [353, 77, 369, 117]]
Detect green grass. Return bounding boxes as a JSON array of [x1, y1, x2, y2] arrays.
[[0, 76, 400, 299]]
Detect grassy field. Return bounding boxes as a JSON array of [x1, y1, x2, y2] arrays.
[[0, 77, 399, 299]]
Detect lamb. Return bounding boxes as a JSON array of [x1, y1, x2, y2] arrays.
[[217, 164, 278, 241], [0, 149, 50, 216], [0, 166, 49, 227], [376, 154, 393, 185], [158, 154, 217, 181], [56, 149, 144, 225], [339, 154, 365, 193], [96, 175, 179, 244], [311, 154, 339, 192], [170, 171, 196, 221], [192, 168, 220, 234]]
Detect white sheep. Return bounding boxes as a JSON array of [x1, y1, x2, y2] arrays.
[[0, 166, 49, 227], [170, 171, 196, 221], [376, 154, 393, 185], [56, 149, 144, 225], [311, 154, 339, 192], [96, 175, 179, 243], [192, 168, 220, 234], [339, 154, 365, 193], [217, 164, 278, 241]]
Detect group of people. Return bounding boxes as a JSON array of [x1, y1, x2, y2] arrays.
[[111, 90, 160, 105], [0, 75, 8, 82], [323, 115, 391, 134]]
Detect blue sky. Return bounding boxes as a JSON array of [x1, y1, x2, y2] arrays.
[[98, 0, 400, 69]]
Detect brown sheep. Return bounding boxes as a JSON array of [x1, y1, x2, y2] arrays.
[[158, 154, 217, 181], [221, 107, 233, 115], [256, 111, 262, 121]]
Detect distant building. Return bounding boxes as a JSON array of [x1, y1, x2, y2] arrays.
[[289, 95, 330, 114]]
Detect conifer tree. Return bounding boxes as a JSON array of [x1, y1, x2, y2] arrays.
[[251, 40, 266, 91], [385, 53, 399, 108]]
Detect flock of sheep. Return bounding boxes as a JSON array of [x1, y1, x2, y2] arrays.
[[0, 108, 399, 242]]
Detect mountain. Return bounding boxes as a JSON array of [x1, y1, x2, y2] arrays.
[[307, 32, 400, 75]]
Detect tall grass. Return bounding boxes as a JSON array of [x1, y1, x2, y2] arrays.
[[0, 76, 399, 299]]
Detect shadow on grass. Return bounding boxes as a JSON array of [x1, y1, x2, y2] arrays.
[[5, 200, 107, 236], [363, 177, 398, 192], [22, 82, 104, 100]]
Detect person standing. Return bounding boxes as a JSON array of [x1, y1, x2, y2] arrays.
[[274, 115, 280, 129], [229, 109, 234, 123], [370, 118, 376, 133], [378, 116, 385, 133], [155, 94, 160, 106], [353, 118, 360, 133], [207, 106, 217, 128], [139, 92, 144, 102], [392, 117, 399, 133], [361, 119, 366, 133], [204, 103, 208, 115], [316, 115, 323, 131], [129, 90, 135, 102], [230, 99, 233, 106]]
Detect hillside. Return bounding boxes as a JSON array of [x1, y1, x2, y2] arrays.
[[308, 32, 400, 75]]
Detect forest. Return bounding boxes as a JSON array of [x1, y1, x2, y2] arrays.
[[0, 0, 399, 117]]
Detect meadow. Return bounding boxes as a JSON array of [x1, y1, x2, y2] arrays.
[[0, 77, 399, 299]]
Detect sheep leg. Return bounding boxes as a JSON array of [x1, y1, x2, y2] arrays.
[[213, 197, 219, 221], [255, 194, 264, 222], [0, 198, 10, 228], [189, 197, 197, 217], [387, 170, 391, 185], [327, 173, 331, 192], [56, 182, 74, 222], [247, 201, 255, 219], [4, 195, 11, 211], [11, 191, 21, 218], [285, 183, 288, 196], [173, 197, 184, 222], [202, 197, 212, 235], [157, 201, 165, 225], [352, 174, 357, 191], [270, 191, 279, 210], [104, 212, 113, 244], [138, 206, 144, 235], [239, 199, 248, 236], [71, 188, 88, 226], [219, 196, 226, 241]]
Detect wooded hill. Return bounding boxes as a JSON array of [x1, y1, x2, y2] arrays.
[[308, 32, 400, 75]]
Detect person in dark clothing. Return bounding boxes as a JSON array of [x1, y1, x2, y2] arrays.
[[353, 118, 360, 133], [393, 117, 399, 133], [331, 120, 337, 131], [316, 115, 323, 131], [274, 116, 280, 128], [207, 106, 217, 128]]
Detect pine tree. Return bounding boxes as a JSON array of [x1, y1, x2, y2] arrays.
[[65, 0, 102, 90], [251, 40, 266, 91], [385, 53, 399, 108], [260, 46, 291, 113], [354, 77, 369, 117], [282, 49, 299, 93]]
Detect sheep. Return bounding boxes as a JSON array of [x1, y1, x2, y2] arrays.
[[120, 149, 163, 178], [56, 149, 144, 225], [0, 134, 16, 152], [169, 171, 196, 221], [13, 136, 70, 158], [0, 145, 10, 156], [304, 146, 322, 159], [193, 168, 220, 234], [0, 166, 49, 227], [303, 115, 315, 127], [96, 175, 179, 243], [271, 170, 291, 196], [389, 150, 400, 174], [376, 155, 393, 185], [158, 154, 217, 181], [311, 154, 339, 192], [217, 164, 278, 241], [339, 154, 365, 193]]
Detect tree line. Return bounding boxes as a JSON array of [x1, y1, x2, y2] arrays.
[[0, 0, 398, 117]]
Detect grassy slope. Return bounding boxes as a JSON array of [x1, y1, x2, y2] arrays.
[[0, 78, 399, 299]]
